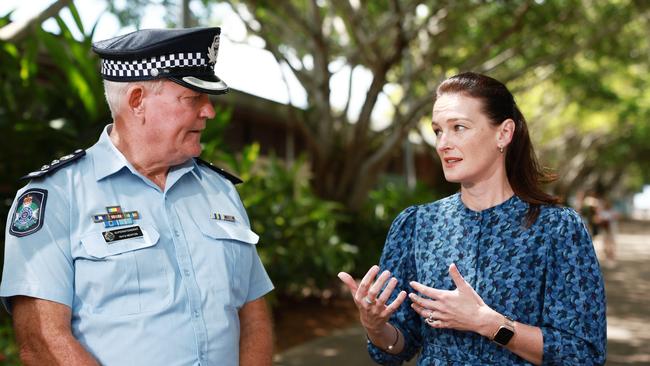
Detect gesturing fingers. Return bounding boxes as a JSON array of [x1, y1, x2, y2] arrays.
[[338, 266, 408, 331], [376, 277, 398, 305], [408, 291, 439, 308], [448, 263, 484, 303], [448, 263, 467, 290], [410, 300, 447, 328], [356, 265, 380, 303], [337, 272, 358, 297], [409, 281, 449, 300], [381, 290, 407, 318], [366, 270, 391, 305]]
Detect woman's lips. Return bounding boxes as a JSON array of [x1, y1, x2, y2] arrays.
[[443, 157, 462, 167]]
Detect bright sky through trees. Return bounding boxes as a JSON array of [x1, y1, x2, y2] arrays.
[[0, 0, 308, 106]]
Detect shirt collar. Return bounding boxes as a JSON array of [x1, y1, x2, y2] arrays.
[[91, 124, 201, 182], [92, 124, 131, 181]]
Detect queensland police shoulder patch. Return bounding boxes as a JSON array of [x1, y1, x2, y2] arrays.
[[9, 189, 48, 237]]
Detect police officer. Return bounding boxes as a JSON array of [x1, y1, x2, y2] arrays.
[[1, 27, 274, 365]]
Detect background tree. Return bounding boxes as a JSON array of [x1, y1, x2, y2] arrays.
[[103, 0, 650, 209], [512, 1, 650, 201], [176, 0, 649, 210]]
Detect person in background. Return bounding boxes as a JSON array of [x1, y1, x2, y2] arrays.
[[1, 27, 273, 366], [338, 72, 606, 365], [595, 197, 619, 268]]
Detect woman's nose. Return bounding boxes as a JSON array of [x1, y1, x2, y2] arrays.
[[436, 133, 450, 153]]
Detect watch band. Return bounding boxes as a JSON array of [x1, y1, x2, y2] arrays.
[[491, 315, 515, 346]]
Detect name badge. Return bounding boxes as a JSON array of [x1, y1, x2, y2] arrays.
[[103, 226, 144, 243], [211, 213, 236, 222]]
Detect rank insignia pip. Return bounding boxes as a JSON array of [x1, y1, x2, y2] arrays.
[[20, 149, 85, 180], [92, 205, 140, 228], [9, 189, 48, 237]]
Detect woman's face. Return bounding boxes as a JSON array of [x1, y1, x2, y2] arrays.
[[431, 93, 505, 185]]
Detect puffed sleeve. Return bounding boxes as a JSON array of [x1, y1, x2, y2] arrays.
[[368, 206, 421, 365], [541, 208, 606, 365], [0, 183, 74, 311]]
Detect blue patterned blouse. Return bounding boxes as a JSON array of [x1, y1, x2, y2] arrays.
[[368, 193, 606, 365]]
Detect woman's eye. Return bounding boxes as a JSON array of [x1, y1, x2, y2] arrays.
[[454, 125, 466, 131], [433, 128, 442, 137]]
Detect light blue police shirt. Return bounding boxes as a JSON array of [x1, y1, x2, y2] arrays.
[[1, 125, 274, 366]]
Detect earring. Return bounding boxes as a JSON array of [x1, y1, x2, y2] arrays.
[[498, 146, 504, 153]]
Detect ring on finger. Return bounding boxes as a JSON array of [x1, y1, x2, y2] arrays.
[[363, 296, 375, 305], [425, 311, 435, 325]]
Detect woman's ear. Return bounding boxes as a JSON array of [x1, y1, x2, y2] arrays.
[[126, 84, 146, 117], [497, 118, 515, 148]]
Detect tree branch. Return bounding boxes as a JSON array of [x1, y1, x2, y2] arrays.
[[330, 0, 376, 65], [0, 0, 72, 42], [337, 64, 355, 122], [308, 0, 335, 144], [458, 1, 532, 72]]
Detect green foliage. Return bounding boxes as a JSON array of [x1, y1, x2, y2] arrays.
[[105, 0, 178, 28], [341, 178, 447, 275], [0, 5, 108, 241], [199, 105, 233, 159], [208, 144, 357, 298], [0, 7, 109, 363], [0, 313, 19, 365], [102, 0, 650, 206]]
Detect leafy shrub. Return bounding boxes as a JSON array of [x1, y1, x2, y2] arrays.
[[215, 144, 357, 300], [0, 312, 19, 365], [341, 178, 447, 276]]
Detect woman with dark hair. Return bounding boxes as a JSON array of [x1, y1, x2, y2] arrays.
[[338, 72, 606, 365]]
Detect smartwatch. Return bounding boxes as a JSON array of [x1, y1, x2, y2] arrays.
[[492, 315, 515, 346]]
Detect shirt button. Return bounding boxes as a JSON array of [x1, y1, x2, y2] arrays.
[[174, 229, 180, 237], [184, 270, 191, 276], [193, 310, 200, 318]]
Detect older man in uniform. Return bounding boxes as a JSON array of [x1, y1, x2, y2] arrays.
[[1, 27, 274, 365]]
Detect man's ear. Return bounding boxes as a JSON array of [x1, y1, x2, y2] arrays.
[[497, 118, 515, 148], [126, 84, 146, 117]]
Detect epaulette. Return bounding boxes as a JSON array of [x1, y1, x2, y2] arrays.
[[195, 158, 243, 185], [20, 149, 86, 180]]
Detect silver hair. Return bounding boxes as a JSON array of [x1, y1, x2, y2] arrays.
[[103, 79, 165, 119]]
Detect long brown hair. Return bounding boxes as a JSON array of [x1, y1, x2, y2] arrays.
[[436, 72, 558, 227]]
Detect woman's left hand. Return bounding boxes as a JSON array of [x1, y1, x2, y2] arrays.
[[409, 263, 497, 336]]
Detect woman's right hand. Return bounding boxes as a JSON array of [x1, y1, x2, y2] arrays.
[[337, 265, 407, 334]]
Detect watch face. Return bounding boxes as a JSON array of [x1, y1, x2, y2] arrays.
[[494, 326, 515, 345]]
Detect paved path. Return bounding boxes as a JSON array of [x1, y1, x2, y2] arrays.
[[274, 221, 650, 366]]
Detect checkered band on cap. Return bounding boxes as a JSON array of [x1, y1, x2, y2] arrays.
[[101, 52, 210, 78]]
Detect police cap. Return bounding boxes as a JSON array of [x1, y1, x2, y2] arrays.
[[92, 27, 228, 95]]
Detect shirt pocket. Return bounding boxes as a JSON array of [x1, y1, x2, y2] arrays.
[[77, 224, 172, 316], [194, 219, 258, 305]]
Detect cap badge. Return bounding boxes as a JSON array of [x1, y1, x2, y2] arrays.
[[207, 35, 219, 65]]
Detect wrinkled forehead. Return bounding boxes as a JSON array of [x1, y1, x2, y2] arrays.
[[432, 93, 485, 121]]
